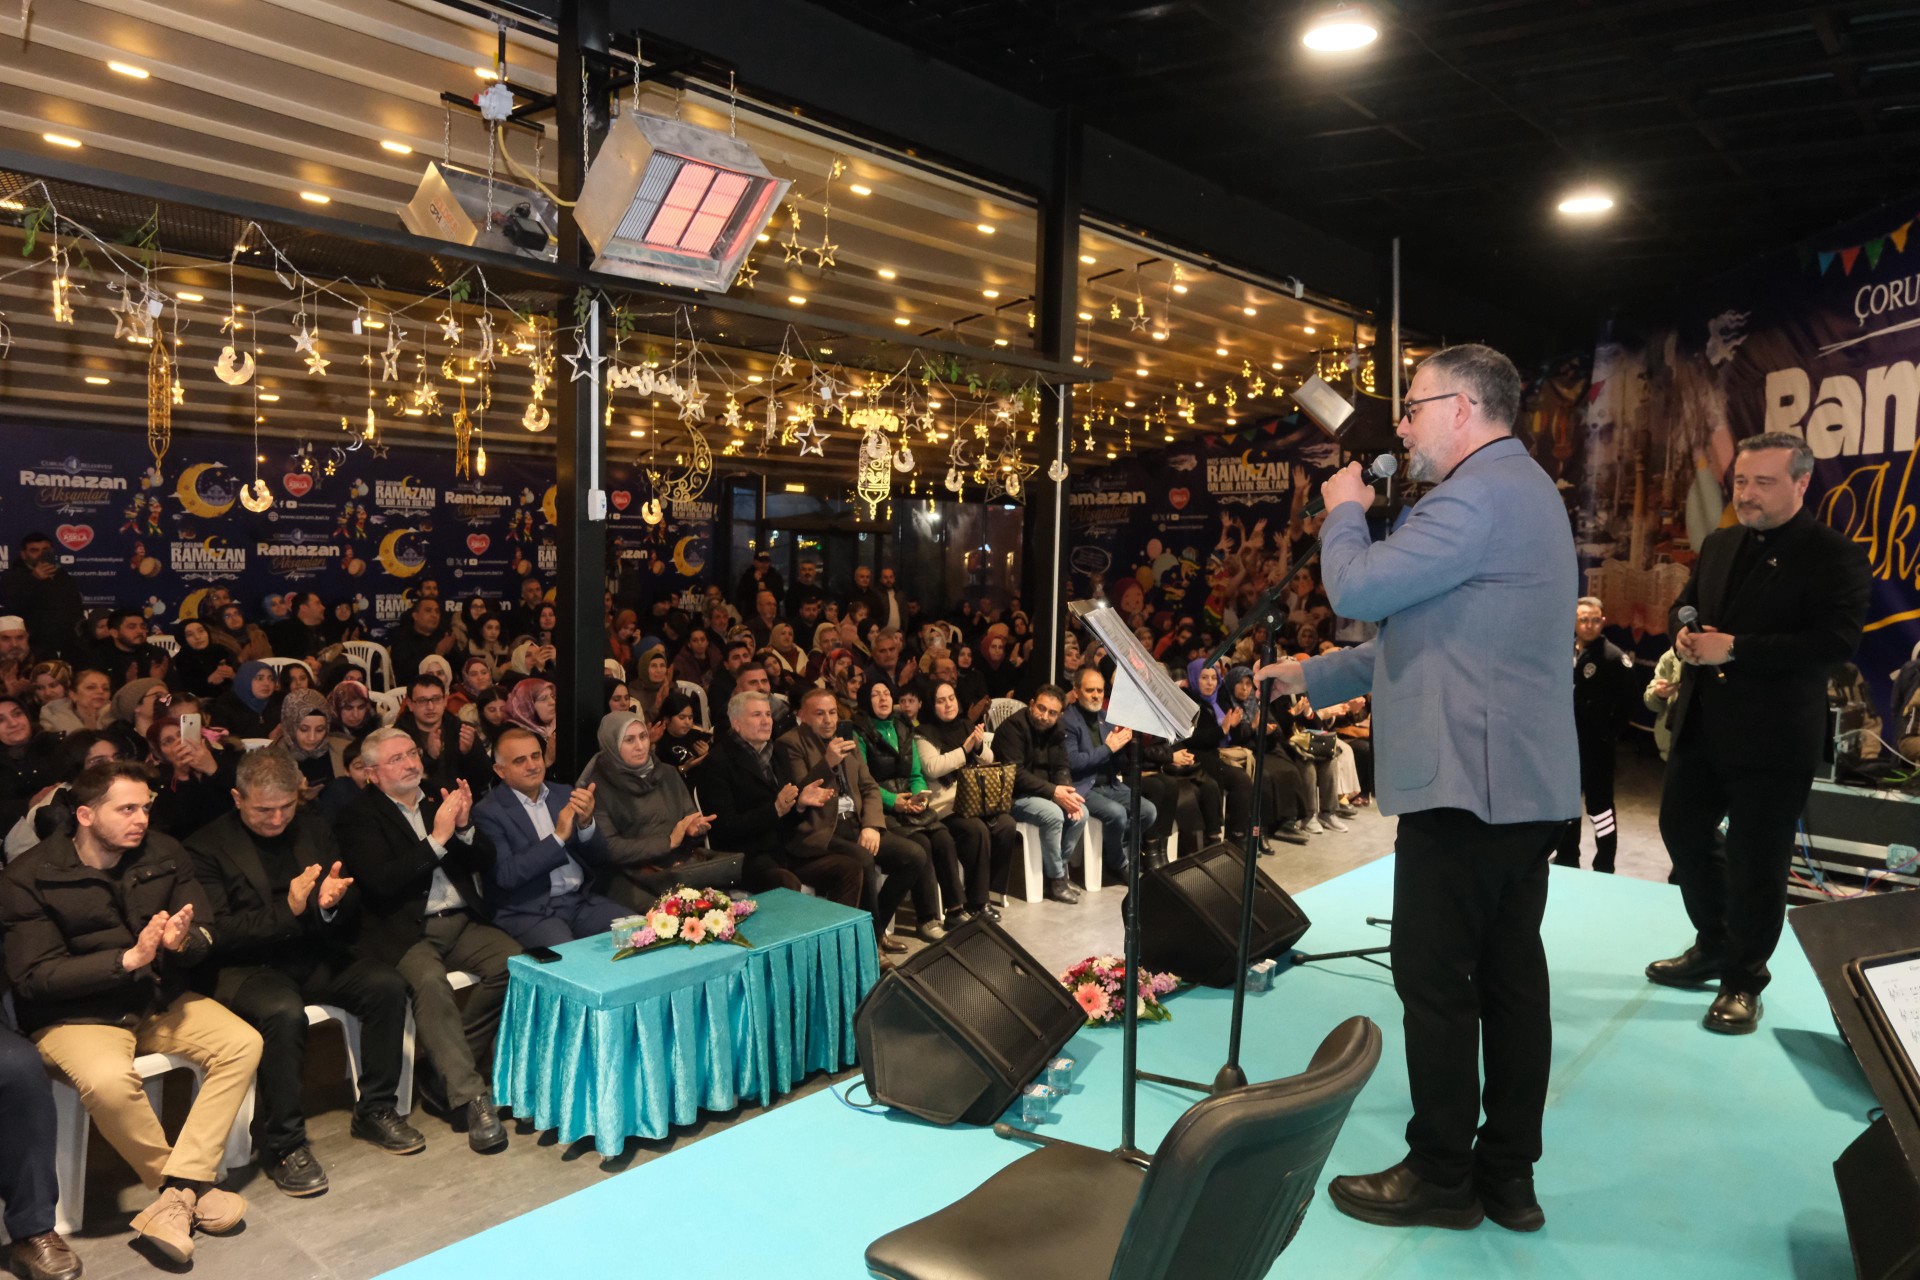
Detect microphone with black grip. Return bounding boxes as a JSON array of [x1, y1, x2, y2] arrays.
[[1675, 605, 1726, 683], [1302, 454, 1400, 519]]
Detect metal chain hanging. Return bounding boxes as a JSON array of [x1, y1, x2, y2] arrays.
[[729, 70, 738, 138], [443, 105, 452, 165]]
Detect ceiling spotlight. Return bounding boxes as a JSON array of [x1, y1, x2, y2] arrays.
[[895, 316, 912, 326], [788, 294, 806, 305], [300, 191, 331, 204], [928, 399, 942, 408], [983, 288, 1000, 299], [1077, 311, 1093, 321], [1124, 400, 1136, 408], [42, 133, 82, 149], [1215, 346, 1229, 356], [1242, 306, 1257, 316], [381, 140, 413, 155], [747, 374, 764, 383], [1151, 331, 1168, 341], [976, 223, 996, 235], [1303, 325, 1316, 334], [1172, 283, 1188, 294], [849, 183, 872, 196], [1136, 366, 1149, 376], [476, 67, 500, 80], [993, 338, 1009, 347], [878, 267, 897, 279], [1557, 188, 1616, 216], [1079, 254, 1096, 265], [1271, 361, 1283, 370], [1072, 355, 1084, 363], [107, 60, 150, 79], [629, 429, 645, 437], [176, 291, 204, 302], [83, 376, 111, 385], [364, 319, 386, 329], [259, 394, 281, 402], [757, 232, 772, 242], [1302, 3, 1380, 52]]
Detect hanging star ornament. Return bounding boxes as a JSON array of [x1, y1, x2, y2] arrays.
[[562, 331, 605, 383], [794, 419, 829, 457], [380, 327, 401, 380], [290, 321, 318, 355], [811, 238, 838, 270], [734, 259, 758, 290], [774, 351, 796, 378], [438, 311, 462, 345], [304, 349, 330, 377]]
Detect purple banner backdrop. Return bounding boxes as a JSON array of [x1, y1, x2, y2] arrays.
[[1583, 192, 1920, 718], [1064, 415, 1341, 633], [0, 423, 716, 641]]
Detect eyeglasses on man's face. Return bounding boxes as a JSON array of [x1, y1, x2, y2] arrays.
[[1397, 390, 1477, 424]]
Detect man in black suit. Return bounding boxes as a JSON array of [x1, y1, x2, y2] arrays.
[[188, 749, 424, 1197], [336, 728, 518, 1152], [1648, 432, 1871, 1034], [268, 591, 331, 663], [694, 690, 824, 896], [387, 598, 456, 689]]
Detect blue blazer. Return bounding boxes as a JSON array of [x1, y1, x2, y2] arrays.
[[1304, 436, 1579, 824], [1060, 705, 1114, 799], [471, 780, 613, 918]]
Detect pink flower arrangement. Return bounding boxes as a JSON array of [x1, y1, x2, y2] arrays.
[[613, 886, 759, 960], [1058, 956, 1178, 1026]]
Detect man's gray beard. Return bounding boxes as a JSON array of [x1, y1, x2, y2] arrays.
[[1407, 445, 1445, 484]]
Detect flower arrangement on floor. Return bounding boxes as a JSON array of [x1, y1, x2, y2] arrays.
[[1059, 955, 1179, 1026], [613, 887, 758, 960]]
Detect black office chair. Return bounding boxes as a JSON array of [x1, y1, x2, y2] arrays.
[[864, 1015, 1383, 1280]]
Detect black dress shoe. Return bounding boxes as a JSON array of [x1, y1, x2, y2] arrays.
[[1477, 1173, 1545, 1232], [9, 1231, 82, 1280], [1704, 989, 1763, 1035], [877, 934, 909, 954], [352, 1105, 427, 1154], [1328, 1162, 1484, 1230], [264, 1143, 330, 1197], [1645, 945, 1726, 989], [465, 1094, 509, 1153]]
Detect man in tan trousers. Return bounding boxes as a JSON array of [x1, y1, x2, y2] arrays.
[[1, 760, 262, 1264]]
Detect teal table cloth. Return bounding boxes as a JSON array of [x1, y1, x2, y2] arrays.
[[491, 888, 880, 1156]]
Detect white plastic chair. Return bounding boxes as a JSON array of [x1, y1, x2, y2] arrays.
[[371, 689, 405, 726], [256, 656, 307, 679], [238, 738, 275, 752], [675, 681, 711, 731], [50, 1054, 255, 1235], [148, 633, 179, 657], [305, 1003, 411, 1118], [342, 641, 394, 693], [986, 699, 1025, 731]]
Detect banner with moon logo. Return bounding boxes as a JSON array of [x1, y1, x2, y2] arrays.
[[0, 423, 718, 643]]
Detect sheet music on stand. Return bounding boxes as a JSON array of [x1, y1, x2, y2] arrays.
[[1070, 600, 1198, 743]]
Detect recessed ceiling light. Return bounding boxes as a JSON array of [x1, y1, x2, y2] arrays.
[[928, 399, 943, 408], [629, 429, 645, 437], [1226, 416, 1237, 425], [176, 291, 203, 302], [819, 346, 833, 354], [849, 183, 872, 196], [43, 134, 82, 149], [1272, 361, 1284, 370], [895, 316, 912, 326], [976, 223, 996, 235], [788, 295, 806, 305], [404, 408, 424, 417], [0, 199, 21, 211], [1106, 450, 1118, 459], [1136, 367, 1149, 376], [1077, 311, 1093, 321], [1215, 347, 1228, 356], [747, 374, 764, 383], [1303, 325, 1316, 335], [300, 191, 331, 204], [1124, 399, 1136, 408], [1557, 188, 1615, 216], [380, 140, 413, 155], [1302, 3, 1380, 52], [1151, 331, 1168, 341], [784, 483, 806, 493], [83, 376, 110, 385], [982, 289, 1000, 299], [1079, 254, 1096, 265], [476, 67, 499, 80], [757, 232, 771, 243], [1172, 284, 1188, 294], [259, 394, 280, 402], [364, 319, 386, 329], [1242, 306, 1257, 316], [107, 60, 150, 79], [993, 338, 1009, 347], [455, 375, 477, 384]]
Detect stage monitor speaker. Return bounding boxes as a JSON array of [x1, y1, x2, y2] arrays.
[[855, 915, 1083, 1126], [1138, 841, 1311, 988]]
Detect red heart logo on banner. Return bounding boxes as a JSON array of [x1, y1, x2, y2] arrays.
[[283, 474, 314, 499], [1167, 488, 1190, 510], [466, 534, 491, 556], [55, 523, 93, 552], [610, 490, 631, 511]]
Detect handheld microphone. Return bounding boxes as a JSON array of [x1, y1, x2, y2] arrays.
[[1675, 605, 1725, 683], [1303, 454, 1400, 519]]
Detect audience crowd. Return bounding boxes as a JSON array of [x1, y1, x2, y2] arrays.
[[0, 531, 1376, 1279]]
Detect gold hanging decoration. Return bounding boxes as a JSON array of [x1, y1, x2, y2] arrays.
[[145, 336, 173, 474], [453, 383, 474, 478]]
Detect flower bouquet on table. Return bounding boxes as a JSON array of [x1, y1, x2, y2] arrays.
[[1059, 955, 1179, 1026], [612, 886, 758, 960]]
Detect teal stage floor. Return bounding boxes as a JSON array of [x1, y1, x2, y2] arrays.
[[383, 858, 1876, 1279]]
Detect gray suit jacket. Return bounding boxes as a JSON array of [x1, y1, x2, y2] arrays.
[[1304, 436, 1579, 824]]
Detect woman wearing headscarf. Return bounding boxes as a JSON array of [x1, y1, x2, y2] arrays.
[[329, 596, 369, 644], [208, 602, 272, 663], [852, 679, 968, 939], [578, 710, 738, 907], [766, 621, 808, 687], [417, 654, 455, 698], [168, 618, 237, 698], [278, 688, 340, 793], [913, 680, 1016, 917], [1222, 664, 1316, 846], [326, 680, 380, 752], [1178, 658, 1256, 850], [629, 643, 672, 721], [821, 648, 862, 720], [210, 660, 277, 739], [503, 677, 557, 764]]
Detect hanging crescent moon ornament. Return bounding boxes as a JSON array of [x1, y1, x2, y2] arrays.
[[522, 402, 550, 433], [214, 345, 255, 386], [892, 445, 915, 473], [944, 467, 965, 494], [237, 479, 273, 512], [639, 498, 663, 525], [1047, 458, 1069, 483]]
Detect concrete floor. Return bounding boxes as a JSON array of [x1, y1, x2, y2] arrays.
[[45, 743, 1676, 1280]]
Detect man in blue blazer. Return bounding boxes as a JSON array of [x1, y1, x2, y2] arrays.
[[1061, 666, 1162, 872], [1262, 344, 1577, 1236], [471, 726, 626, 946]]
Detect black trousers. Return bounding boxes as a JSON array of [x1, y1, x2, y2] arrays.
[[1139, 773, 1188, 847], [1555, 731, 1618, 871], [0, 1023, 58, 1240], [1657, 722, 1813, 995], [1392, 808, 1559, 1185], [949, 812, 1020, 896], [1151, 772, 1221, 848], [896, 820, 975, 917], [394, 913, 522, 1108], [801, 826, 935, 937], [1196, 754, 1254, 845], [215, 954, 412, 1158]]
